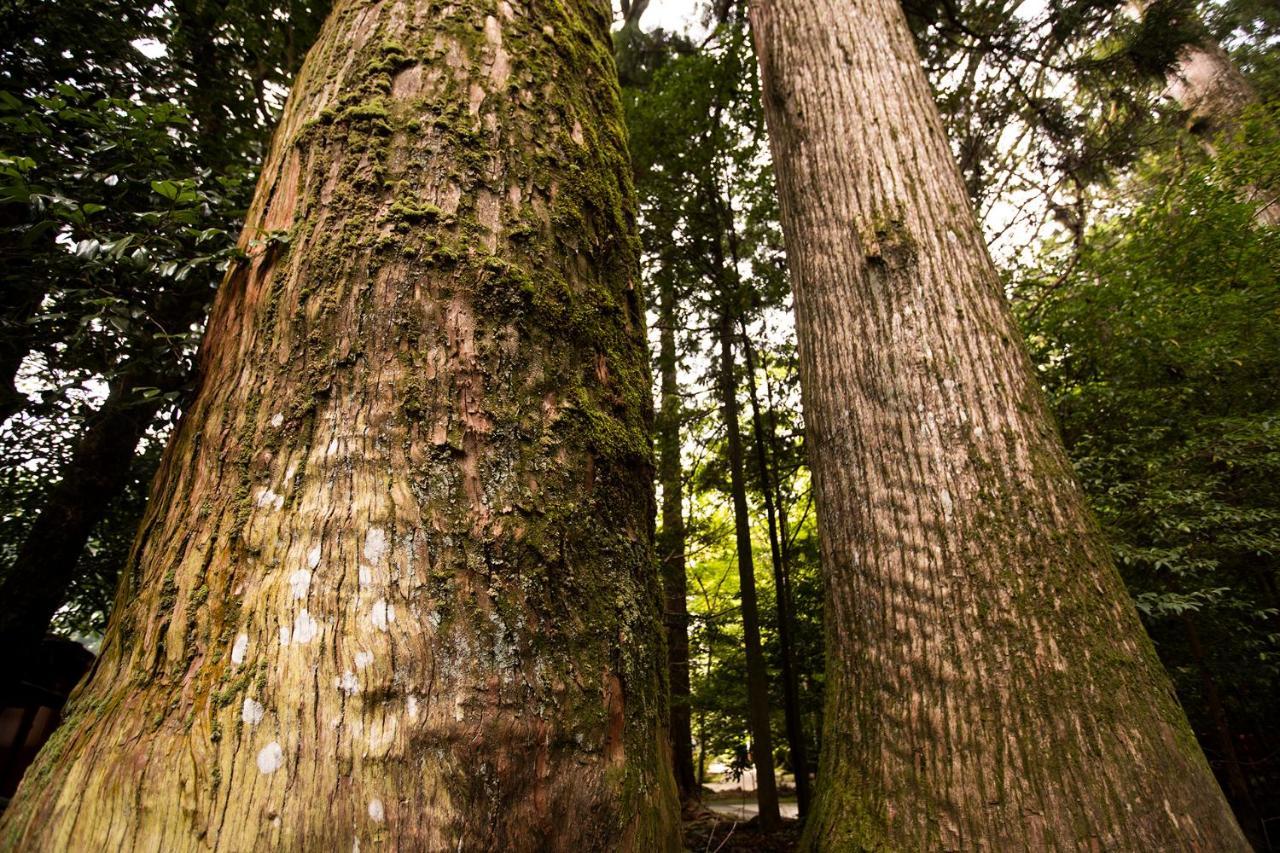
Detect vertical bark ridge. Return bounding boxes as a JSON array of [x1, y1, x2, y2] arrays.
[[748, 0, 1249, 848], [1, 0, 680, 849]]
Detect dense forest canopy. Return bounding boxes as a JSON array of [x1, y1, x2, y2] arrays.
[[0, 0, 1276, 849]]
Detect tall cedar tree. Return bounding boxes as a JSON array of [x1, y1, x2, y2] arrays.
[[0, 0, 681, 848], [656, 270, 698, 800], [749, 0, 1250, 847]]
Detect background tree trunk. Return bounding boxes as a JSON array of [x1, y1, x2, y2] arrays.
[[0, 368, 164, 662], [715, 301, 780, 831], [656, 273, 697, 802], [0, 0, 681, 848], [1133, 0, 1279, 224], [749, 0, 1249, 848], [742, 330, 810, 817]]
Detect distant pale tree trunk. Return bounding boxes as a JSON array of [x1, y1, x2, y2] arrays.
[[749, 0, 1250, 848], [0, 0, 681, 849], [1132, 0, 1278, 224], [714, 300, 780, 832], [656, 272, 697, 801]]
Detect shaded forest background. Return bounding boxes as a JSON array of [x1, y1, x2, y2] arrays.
[[0, 0, 1277, 845]]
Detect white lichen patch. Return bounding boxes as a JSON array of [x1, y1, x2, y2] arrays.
[[292, 610, 319, 644], [289, 569, 312, 600], [270, 413, 285, 428], [279, 625, 292, 645], [368, 798, 385, 823], [407, 695, 419, 721], [358, 565, 373, 587], [242, 697, 265, 725], [939, 488, 955, 521], [326, 438, 340, 457], [255, 487, 284, 510], [354, 650, 374, 670], [338, 670, 359, 694], [307, 544, 322, 570], [231, 633, 249, 666], [257, 741, 284, 774], [369, 599, 394, 631], [363, 527, 388, 565]]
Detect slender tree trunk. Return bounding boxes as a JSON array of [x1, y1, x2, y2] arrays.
[[749, 0, 1249, 848], [1183, 616, 1257, 825], [0, 0, 680, 848], [656, 274, 697, 802], [0, 369, 164, 660], [741, 329, 810, 816], [715, 301, 780, 831]]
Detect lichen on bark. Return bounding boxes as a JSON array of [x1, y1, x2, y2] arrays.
[[0, 0, 680, 849]]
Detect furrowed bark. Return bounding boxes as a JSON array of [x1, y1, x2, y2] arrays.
[[1, 0, 681, 848], [748, 0, 1249, 848], [656, 273, 697, 801]]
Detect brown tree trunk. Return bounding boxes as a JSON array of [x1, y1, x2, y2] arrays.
[[749, 0, 1249, 848], [741, 330, 810, 816], [0, 0, 681, 848], [656, 273, 697, 803], [715, 302, 780, 831]]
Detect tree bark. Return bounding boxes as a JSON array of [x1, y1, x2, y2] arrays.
[[656, 274, 697, 802], [741, 329, 810, 816], [0, 0, 680, 848], [748, 0, 1250, 848], [715, 302, 780, 831]]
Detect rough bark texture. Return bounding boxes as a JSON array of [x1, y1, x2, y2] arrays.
[[0, 0, 680, 848], [748, 0, 1250, 848], [656, 275, 697, 801], [715, 305, 780, 831]]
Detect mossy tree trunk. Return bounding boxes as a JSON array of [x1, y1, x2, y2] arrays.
[[749, 0, 1250, 848], [0, 0, 680, 848], [655, 272, 697, 802]]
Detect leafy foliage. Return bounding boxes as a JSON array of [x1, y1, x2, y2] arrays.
[[1016, 107, 1280, 830]]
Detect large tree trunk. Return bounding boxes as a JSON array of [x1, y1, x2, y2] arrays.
[[0, 0, 680, 848], [741, 330, 810, 816], [714, 302, 780, 831], [748, 0, 1249, 848], [656, 274, 697, 802]]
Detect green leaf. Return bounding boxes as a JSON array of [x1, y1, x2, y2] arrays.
[[151, 180, 179, 200]]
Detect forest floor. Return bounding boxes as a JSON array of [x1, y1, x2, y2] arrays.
[[683, 797, 802, 852], [683, 813, 802, 852]]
